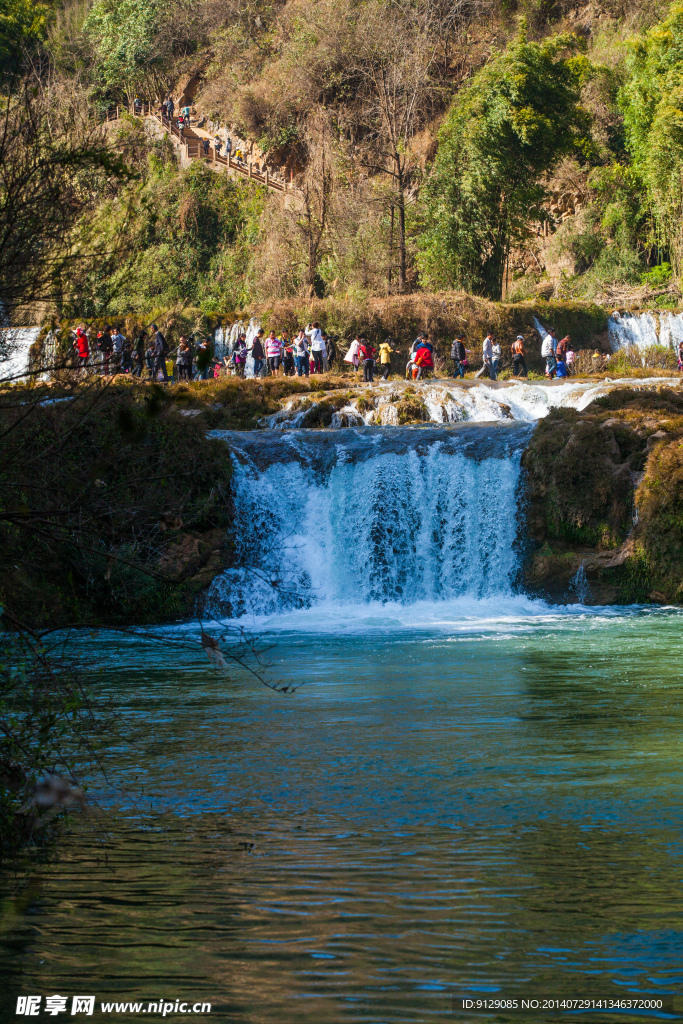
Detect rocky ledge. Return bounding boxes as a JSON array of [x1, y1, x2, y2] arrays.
[[522, 386, 683, 605]]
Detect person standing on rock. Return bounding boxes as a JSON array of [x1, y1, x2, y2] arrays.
[[176, 337, 192, 381], [306, 322, 326, 373], [492, 337, 502, 378], [541, 329, 557, 378], [413, 340, 434, 380], [293, 329, 310, 377], [233, 336, 247, 377], [344, 335, 361, 374], [451, 335, 467, 378], [282, 335, 295, 376], [359, 337, 376, 383], [111, 325, 126, 374], [266, 330, 282, 376], [152, 323, 168, 382], [540, 329, 557, 378], [252, 330, 265, 376], [323, 333, 335, 370], [378, 338, 395, 379], [98, 326, 113, 376], [482, 330, 496, 380], [133, 330, 146, 377], [512, 335, 528, 377], [73, 326, 89, 369]]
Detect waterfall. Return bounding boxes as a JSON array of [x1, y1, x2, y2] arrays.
[[0, 326, 40, 382], [206, 425, 531, 619], [532, 315, 548, 341], [606, 310, 683, 353], [213, 317, 264, 374]]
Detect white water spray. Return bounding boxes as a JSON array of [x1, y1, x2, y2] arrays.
[[0, 326, 40, 382], [607, 310, 683, 353], [206, 426, 528, 619]]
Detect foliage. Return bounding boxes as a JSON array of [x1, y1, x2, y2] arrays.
[[620, 2, 683, 274], [0, 632, 104, 862], [553, 162, 650, 295], [0, 382, 233, 627], [0, 0, 50, 73], [84, 0, 161, 98], [0, 81, 130, 322], [63, 150, 266, 320], [641, 261, 673, 286], [418, 25, 593, 300]]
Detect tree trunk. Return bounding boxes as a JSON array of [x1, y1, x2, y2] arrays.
[[395, 160, 407, 294], [306, 236, 317, 298], [397, 194, 407, 294], [388, 204, 394, 291]]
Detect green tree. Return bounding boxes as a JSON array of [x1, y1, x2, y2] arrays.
[[418, 25, 592, 300], [0, 0, 50, 73], [84, 0, 162, 101], [620, 2, 683, 275]]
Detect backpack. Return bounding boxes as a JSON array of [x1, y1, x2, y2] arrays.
[[541, 336, 553, 358]]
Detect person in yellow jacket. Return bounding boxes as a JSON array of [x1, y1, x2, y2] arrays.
[[378, 337, 396, 380]]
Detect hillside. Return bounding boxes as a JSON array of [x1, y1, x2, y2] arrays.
[[1, 0, 683, 334]]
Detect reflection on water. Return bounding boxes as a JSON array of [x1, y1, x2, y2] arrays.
[[2, 607, 683, 1022]]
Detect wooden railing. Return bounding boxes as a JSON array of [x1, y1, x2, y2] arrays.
[[103, 105, 295, 194]]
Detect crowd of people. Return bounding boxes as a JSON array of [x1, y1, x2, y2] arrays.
[[70, 320, 584, 384]]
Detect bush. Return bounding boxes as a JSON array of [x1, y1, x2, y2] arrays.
[[641, 262, 673, 287]]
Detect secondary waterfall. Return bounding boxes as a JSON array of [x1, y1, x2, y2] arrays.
[[206, 424, 531, 619], [0, 326, 40, 382], [607, 310, 683, 352]]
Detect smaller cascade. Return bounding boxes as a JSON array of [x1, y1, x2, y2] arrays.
[[0, 326, 41, 382], [568, 564, 591, 604], [213, 325, 228, 362], [215, 317, 263, 374], [532, 315, 549, 341], [658, 311, 683, 350], [259, 378, 672, 429], [607, 311, 662, 353]]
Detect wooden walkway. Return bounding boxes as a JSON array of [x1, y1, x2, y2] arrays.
[[104, 104, 296, 195]]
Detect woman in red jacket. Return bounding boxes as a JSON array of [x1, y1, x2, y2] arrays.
[[413, 343, 434, 379], [73, 327, 89, 368]]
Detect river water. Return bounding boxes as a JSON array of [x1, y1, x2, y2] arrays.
[[2, 425, 683, 1023]]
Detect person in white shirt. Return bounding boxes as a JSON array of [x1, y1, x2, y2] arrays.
[[482, 331, 496, 380], [541, 329, 557, 377], [305, 321, 326, 373], [492, 339, 502, 378], [344, 335, 361, 373]]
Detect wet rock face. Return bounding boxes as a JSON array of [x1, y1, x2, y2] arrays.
[[522, 387, 683, 604]]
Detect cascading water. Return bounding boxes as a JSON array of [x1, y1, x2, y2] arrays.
[[214, 317, 263, 376], [206, 424, 531, 620], [0, 326, 40, 382], [607, 309, 683, 353]]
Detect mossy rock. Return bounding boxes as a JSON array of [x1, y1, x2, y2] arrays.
[[522, 386, 683, 604], [396, 398, 428, 424]]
